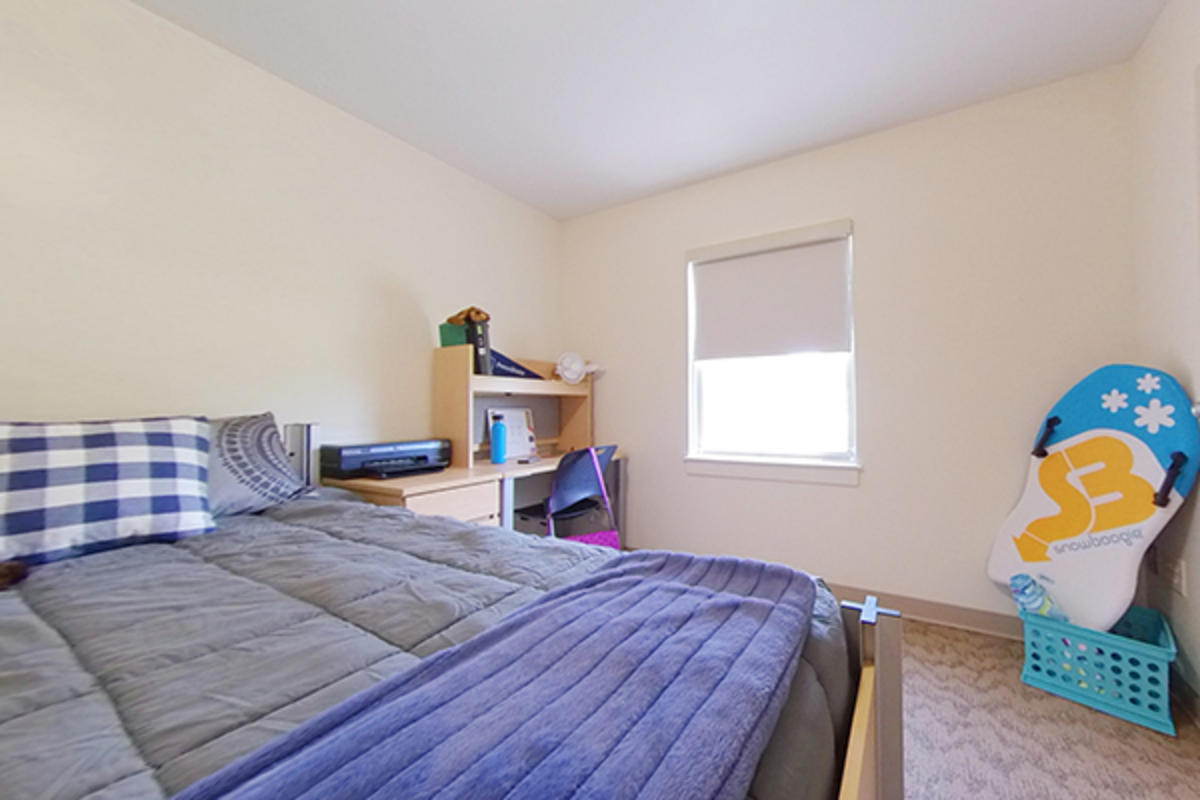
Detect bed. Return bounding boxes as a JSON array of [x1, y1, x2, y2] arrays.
[[0, 416, 902, 800]]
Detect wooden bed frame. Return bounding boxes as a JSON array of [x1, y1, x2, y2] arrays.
[[837, 596, 904, 800]]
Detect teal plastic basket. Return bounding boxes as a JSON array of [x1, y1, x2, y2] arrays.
[[1020, 605, 1177, 735]]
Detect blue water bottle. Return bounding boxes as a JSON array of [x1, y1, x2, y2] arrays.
[[1009, 574, 1068, 622], [490, 418, 507, 464]]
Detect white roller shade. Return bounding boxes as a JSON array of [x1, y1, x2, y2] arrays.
[[690, 225, 851, 360]]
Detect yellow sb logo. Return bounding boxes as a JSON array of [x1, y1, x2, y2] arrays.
[[1014, 436, 1155, 562]]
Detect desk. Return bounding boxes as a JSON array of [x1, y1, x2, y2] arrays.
[[323, 456, 563, 528], [324, 454, 626, 533]]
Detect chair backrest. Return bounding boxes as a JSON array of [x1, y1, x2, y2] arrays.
[[547, 445, 616, 518]]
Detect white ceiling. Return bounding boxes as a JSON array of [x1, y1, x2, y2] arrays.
[[133, 0, 1165, 219]]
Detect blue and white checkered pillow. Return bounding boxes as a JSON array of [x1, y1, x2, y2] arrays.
[[0, 417, 215, 564]]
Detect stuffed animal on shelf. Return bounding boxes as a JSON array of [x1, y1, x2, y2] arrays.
[[445, 306, 490, 325]]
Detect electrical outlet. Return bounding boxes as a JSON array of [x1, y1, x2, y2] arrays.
[[1163, 558, 1188, 597]]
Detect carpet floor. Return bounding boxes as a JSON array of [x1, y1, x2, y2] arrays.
[[903, 620, 1200, 799]]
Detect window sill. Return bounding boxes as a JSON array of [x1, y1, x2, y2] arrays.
[[684, 455, 861, 486]]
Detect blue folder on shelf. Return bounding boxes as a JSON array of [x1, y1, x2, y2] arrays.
[[491, 349, 543, 379]]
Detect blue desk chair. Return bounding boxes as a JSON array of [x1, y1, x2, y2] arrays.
[[515, 445, 618, 543]]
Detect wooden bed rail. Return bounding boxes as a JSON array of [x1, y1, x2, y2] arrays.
[[838, 596, 903, 800]]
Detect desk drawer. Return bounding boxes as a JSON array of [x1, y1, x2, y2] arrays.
[[405, 481, 499, 521]]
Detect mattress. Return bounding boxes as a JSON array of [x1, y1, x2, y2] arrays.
[[0, 496, 851, 799]]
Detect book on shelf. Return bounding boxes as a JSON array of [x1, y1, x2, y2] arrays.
[[465, 319, 491, 375]]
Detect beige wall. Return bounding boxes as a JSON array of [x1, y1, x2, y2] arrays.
[[561, 66, 1138, 618], [1131, 0, 1200, 691], [6, 0, 1195, 678], [0, 0, 562, 444]]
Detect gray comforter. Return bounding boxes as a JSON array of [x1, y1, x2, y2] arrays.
[[0, 497, 851, 800]]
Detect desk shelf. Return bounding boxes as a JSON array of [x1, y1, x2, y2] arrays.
[[471, 373, 589, 397], [434, 345, 593, 468]]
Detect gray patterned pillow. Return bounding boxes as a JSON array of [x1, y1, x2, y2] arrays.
[[208, 413, 305, 517]]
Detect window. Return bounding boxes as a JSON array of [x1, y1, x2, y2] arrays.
[[686, 220, 857, 483]]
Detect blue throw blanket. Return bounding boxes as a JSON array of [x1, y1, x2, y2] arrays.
[[177, 551, 817, 800]]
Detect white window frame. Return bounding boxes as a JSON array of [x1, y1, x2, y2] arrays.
[[684, 220, 860, 486]]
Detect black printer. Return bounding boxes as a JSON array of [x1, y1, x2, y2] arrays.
[[320, 439, 451, 479]]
